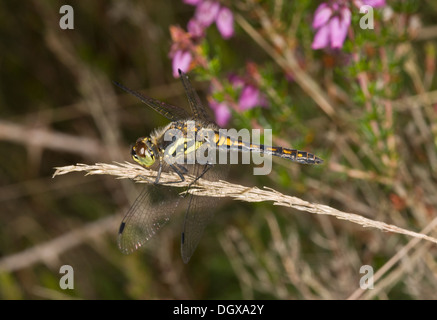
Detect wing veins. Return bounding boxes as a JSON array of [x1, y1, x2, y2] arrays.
[[113, 81, 190, 121], [178, 70, 214, 123]]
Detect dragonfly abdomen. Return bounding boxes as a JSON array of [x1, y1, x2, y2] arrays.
[[213, 133, 323, 165], [258, 144, 323, 164], [275, 147, 323, 164]]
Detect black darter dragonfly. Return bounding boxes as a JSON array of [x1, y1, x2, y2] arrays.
[[115, 69, 323, 263]]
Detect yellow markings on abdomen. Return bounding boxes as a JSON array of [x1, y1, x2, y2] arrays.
[[234, 140, 245, 146], [185, 140, 203, 154], [213, 133, 220, 144], [216, 135, 227, 147], [166, 138, 202, 156], [265, 147, 277, 152]]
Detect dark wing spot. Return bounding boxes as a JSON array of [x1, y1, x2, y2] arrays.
[[118, 222, 126, 235]]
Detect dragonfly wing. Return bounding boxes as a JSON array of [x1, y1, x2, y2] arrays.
[[113, 81, 191, 121], [180, 162, 229, 263], [178, 69, 215, 124], [118, 184, 181, 254], [180, 192, 216, 263]]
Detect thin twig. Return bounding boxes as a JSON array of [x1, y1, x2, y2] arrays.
[[0, 120, 105, 158], [0, 215, 118, 272], [347, 216, 437, 300], [53, 162, 437, 246]]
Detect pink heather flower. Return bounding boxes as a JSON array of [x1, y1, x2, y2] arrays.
[[228, 73, 245, 88], [210, 100, 231, 127], [187, 18, 205, 38], [330, 8, 351, 48], [312, 21, 330, 49], [195, 0, 220, 27], [172, 50, 192, 77], [311, 3, 351, 50], [183, 0, 202, 5], [355, 0, 386, 8], [228, 72, 268, 111], [312, 3, 333, 29], [366, 0, 386, 7], [239, 85, 266, 111], [216, 7, 234, 39]]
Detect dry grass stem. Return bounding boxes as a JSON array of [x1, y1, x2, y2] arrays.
[[53, 162, 437, 246]]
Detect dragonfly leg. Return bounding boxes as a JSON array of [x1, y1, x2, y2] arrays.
[[186, 163, 213, 190], [174, 163, 189, 174], [180, 164, 213, 199], [191, 163, 212, 185], [152, 163, 186, 185], [154, 160, 163, 184], [154, 160, 185, 184], [131, 160, 186, 185]]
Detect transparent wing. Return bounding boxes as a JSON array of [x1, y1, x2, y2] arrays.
[[180, 161, 229, 263], [113, 81, 191, 121], [118, 184, 181, 254], [178, 69, 215, 124], [180, 191, 216, 264]]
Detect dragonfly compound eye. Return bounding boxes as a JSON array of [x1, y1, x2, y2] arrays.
[[131, 139, 155, 167]]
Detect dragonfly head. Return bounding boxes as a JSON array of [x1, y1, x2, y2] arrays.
[[131, 137, 156, 167]]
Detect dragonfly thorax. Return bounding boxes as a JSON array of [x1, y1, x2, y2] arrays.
[[131, 137, 156, 167]]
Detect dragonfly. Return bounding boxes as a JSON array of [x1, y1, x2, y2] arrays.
[[115, 69, 323, 263]]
